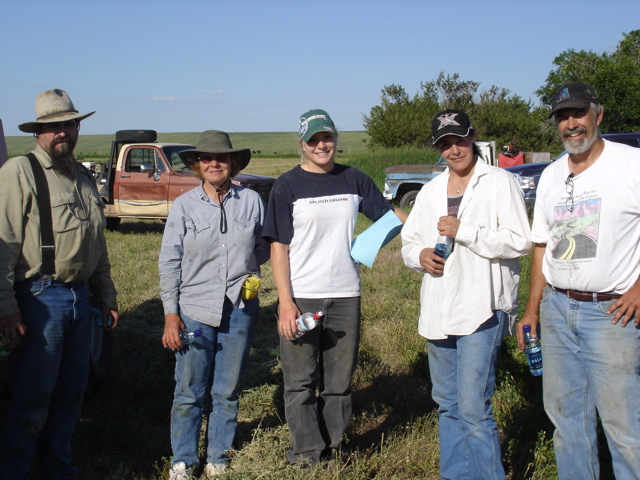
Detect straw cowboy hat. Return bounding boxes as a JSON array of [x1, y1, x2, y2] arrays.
[[179, 130, 251, 171], [18, 89, 95, 133]]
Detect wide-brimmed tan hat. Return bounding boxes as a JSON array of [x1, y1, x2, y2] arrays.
[[18, 89, 95, 133], [179, 130, 251, 170]]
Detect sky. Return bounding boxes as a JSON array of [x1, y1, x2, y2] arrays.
[[1, 0, 639, 137]]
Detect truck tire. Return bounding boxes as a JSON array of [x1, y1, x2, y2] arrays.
[[106, 217, 121, 231], [399, 190, 419, 208], [115, 129, 157, 143]]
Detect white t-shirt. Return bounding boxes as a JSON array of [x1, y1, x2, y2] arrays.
[[532, 139, 640, 293], [263, 164, 393, 298]]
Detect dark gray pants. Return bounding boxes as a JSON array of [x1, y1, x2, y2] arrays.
[[279, 296, 361, 465]]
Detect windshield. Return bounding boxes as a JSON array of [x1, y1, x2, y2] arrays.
[[162, 145, 194, 172]]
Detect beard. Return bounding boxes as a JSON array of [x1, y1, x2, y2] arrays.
[[562, 125, 598, 155], [48, 137, 77, 179]]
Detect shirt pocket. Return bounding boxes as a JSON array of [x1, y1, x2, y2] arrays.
[[233, 219, 258, 246], [49, 191, 78, 234], [183, 219, 213, 255]]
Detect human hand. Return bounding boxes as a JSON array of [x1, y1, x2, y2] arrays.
[[516, 312, 540, 352], [100, 309, 119, 331], [419, 248, 445, 276], [0, 314, 27, 349], [162, 313, 186, 350], [608, 283, 640, 327], [437, 215, 460, 238], [277, 300, 301, 340]]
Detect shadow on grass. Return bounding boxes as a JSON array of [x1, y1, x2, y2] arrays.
[[111, 219, 167, 235]]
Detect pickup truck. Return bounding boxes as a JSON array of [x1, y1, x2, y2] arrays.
[[505, 132, 640, 214], [91, 130, 275, 230], [383, 141, 498, 207]]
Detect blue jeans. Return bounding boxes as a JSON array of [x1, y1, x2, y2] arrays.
[[170, 297, 258, 468], [0, 278, 90, 480], [279, 297, 361, 465], [427, 311, 506, 480], [540, 286, 640, 480]]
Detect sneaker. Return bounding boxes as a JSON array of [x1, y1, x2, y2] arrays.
[[169, 462, 192, 480], [204, 462, 229, 477]]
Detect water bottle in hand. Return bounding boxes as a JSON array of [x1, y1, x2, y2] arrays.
[[523, 325, 543, 376], [293, 311, 323, 340], [179, 329, 203, 345], [434, 235, 452, 260]]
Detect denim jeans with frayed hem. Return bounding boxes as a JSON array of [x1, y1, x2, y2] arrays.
[[279, 297, 361, 465], [540, 286, 640, 480], [0, 278, 90, 480], [170, 297, 258, 468], [427, 311, 506, 480]]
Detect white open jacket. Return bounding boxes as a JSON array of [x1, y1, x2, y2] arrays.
[[401, 161, 531, 340]]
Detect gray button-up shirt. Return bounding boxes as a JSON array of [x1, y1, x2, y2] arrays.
[[159, 183, 269, 327]]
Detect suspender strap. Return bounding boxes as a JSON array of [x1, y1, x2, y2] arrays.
[[26, 153, 56, 275]]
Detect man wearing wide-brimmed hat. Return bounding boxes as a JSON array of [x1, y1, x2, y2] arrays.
[[0, 89, 119, 479]]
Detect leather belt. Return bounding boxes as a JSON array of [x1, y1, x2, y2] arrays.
[[551, 285, 621, 302]]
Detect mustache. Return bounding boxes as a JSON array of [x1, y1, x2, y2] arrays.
[[563, 126, 588, 139], [51, 136, 72, 147]]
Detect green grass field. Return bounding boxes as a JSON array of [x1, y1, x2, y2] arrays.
[[0, 149, 617, 479], [4, 131, 371, 158]]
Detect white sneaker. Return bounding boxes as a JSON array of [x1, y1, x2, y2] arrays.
[[204, 462, 229, 477], [169, 462, 192, 480]]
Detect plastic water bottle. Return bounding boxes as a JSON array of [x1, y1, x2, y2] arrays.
[[523, 325, 543, 376], [91, 307, 114, 327], [434, 235, 452, 260], [293, 311, 323, 339], [179, 329, 203, 345]]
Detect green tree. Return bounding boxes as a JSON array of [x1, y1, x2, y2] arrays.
[[537, 29, 640, 133], [364, 72, 546, 150]]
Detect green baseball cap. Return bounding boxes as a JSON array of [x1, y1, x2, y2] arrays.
[[298, 109, 337, 142]]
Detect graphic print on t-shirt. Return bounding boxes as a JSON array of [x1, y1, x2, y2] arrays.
[[551, 198, 601, 260]]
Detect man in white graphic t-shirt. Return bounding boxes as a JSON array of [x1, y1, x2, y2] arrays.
[[517, 81, 640, 479]]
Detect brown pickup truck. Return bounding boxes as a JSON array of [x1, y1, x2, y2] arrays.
[[92, 130, 275, 230]]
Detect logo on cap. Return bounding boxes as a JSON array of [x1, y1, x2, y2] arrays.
[[436, 113, 461, 130], [559, 88, 570, 101], [298, 118, 308, 138]]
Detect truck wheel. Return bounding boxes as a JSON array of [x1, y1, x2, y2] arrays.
[[399, 190, 419, 208], [106, 217, 121, 231], [115, 130, 157, 143]]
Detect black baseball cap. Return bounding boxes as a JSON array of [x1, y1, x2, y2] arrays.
[[549, 82, 599, 118], [431, 109, 474, 145]]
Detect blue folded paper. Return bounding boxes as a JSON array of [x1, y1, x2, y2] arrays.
[[350, 210, 403, 268]]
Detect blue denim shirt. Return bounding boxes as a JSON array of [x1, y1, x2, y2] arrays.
[[159, 183, 269, 327]]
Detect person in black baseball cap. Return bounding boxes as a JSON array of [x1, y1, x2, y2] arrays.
[[518, 80, 640, 479], [402, 108, 531, 479], [549, 81, 604, 156]]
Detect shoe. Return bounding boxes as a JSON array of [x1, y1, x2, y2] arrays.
[[169, 462, 192, 480], [204, 462, 229, 477]]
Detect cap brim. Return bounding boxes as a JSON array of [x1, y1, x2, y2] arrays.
[[18, 111, 95, 133], [549, 99, 591, 118], [432, 128, 472, 145], [301, 125, 337, 143]]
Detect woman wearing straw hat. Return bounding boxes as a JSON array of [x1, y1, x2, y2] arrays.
[[159, 130, 269, 479], [263, 109, 406, 467]]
